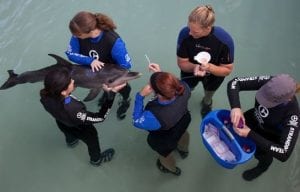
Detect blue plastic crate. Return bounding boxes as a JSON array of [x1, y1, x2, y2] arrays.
[[200, 109, 256, 169]]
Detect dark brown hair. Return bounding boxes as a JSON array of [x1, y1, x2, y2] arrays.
[[150, 72, 185, 100], [40, 68, 72, 100], [69, 11, 116, 36]]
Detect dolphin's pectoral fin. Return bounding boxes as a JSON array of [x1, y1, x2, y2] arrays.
[[83, 88, 102, 102]]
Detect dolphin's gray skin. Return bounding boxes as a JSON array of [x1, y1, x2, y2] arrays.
[[0, 54, 142, 101]]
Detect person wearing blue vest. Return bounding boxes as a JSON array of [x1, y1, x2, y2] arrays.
[[227, 74, 300, 181], [65, 11, 132, 120], [177, 5, 234, 118], [133, 63, 191, 176]]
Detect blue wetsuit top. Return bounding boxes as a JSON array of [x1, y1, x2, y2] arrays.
[[132, 93, 165, 131], [132, 82, 191, 131], [65, 32, 132, 69]]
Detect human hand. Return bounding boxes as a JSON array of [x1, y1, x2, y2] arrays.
[[199, 62, 210, 71], [193, 64, 206, 77], [230, 108, 245, 128], [232, 124, 251, 137], [102, 83, 127, 93], [91, 60, 105, 72], [139, 84, 153, 97], [148, 63, 161, 73]]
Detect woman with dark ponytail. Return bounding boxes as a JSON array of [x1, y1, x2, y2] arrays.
[[40, 67, 125, 166], [132, 64, 191, 176], [66, 11, 132, 120]]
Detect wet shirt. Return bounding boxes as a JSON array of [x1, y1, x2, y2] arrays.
[[65, 31, 132, 69], [227, 75, 300, 161]]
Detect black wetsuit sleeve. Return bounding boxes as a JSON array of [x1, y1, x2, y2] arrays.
[[227, 76, 271, 108], [248, 113, 299, 162], [66, 93, 115, 126]]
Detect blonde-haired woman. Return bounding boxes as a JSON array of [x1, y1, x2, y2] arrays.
[[177, 5, 234, 118]]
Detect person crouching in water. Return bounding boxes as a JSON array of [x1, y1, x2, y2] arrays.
[[40, 67, 125, 166], [227, 74, 300, 181], [132, 63, 191, 176]]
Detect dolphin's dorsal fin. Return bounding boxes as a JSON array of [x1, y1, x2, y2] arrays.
[[7, 70, 17, 77], [48, 54, 72, 66], [83, 88, 102, 102]]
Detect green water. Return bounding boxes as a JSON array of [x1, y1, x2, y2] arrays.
[[0, 0, 299, 192]]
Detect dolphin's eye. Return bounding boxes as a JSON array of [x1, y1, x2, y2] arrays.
[[108, 79, 113, 83]]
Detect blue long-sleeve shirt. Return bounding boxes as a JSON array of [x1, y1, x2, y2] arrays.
[[132, 93, 179, 131], [65, 33, 132, 69]]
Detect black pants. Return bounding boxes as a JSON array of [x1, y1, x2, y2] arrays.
[[56, 120, 101, 162], [254, 147, 273, 168], [103, 83, 131, 101], [180, 71, 224, 91], [147, 112, 191, 157], [244, 109, 273, 169], [118, 83, 131, 100]]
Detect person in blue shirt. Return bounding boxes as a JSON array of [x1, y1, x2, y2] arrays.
[[66, 11, 132, 120], [133, 63, 191, 176], [40, 67, 125, 166], [177, 5, 234, 118]]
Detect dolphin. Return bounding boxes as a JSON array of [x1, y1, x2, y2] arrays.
[[0, 54, 142, 101]]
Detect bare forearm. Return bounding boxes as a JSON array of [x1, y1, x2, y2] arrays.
[[206, 63, 233, 77], [177, 57, 195, 73]]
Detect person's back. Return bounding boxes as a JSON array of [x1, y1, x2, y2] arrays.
[[133, 64, 192, 176]]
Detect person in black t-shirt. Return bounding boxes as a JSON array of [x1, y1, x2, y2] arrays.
[[40, 67, 125, 166], [177, 5, 234, 118], [227, 74, 300, 181]]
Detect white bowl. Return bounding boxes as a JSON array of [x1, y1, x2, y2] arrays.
[[194, 51, 211, 64]]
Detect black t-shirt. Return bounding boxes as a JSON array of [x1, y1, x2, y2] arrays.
[[177, 26, 234, 65]]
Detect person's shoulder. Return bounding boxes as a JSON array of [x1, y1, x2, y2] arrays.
[[213, 26, 234, 43], [213, 26, 231, 35], [178, 26, 190, 38], [213, 26, 232, 39], [289, 97, 300, 112], [177, 26, 190, 47], [105, 30, 120, 39]]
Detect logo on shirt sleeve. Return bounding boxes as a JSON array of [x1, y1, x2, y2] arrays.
[[288, 115, 299, 127], [76, 112, 86, 121]]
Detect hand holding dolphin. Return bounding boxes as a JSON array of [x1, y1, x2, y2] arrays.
[[91, 60, 105, 72]]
